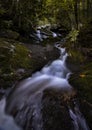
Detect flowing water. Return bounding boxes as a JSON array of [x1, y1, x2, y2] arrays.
[[69, 102, 90, 130], [0, 99, 22, 130], [5, 42, 90, 130]]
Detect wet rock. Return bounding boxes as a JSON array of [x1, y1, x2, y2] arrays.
[[64, 45, 85, 73], [5, 83, 76, 130], [66, 56, 82, 72], [0, 38, 32, 89], [0, 36, 60, 90], [25, 44, 60, 72], [50, 25, 69, 37], [42, 89, 75, 130]]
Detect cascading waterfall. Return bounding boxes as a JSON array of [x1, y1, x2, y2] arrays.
[[6, 43, 90, 130]]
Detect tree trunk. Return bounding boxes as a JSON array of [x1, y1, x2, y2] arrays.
[[87, 0, 90, 18], [74, 0, 79, 29], [82, 0, 86, 20]]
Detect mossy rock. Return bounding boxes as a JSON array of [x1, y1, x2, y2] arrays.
[[64, 42, 85, 72], [69, 62, 92, 103], [0, 38, 32, 88], [69, 62, 92, 129]]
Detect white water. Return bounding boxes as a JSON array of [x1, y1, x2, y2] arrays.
[[36, 30, 43, 41], [36, 29, 58, 41], [0, 99, 22, 130], [52, 32, 57, 37], [69, 102, 90, 130], [6, 43, 90, 130]]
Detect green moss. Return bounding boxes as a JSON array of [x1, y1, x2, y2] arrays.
[[69, 62, 92, 129], [10, 44, 31, 69], [0, 39, 31, 69], [68, 48, 85, 63], [0, 38, 32, 88], [69, 62, 92, 103]]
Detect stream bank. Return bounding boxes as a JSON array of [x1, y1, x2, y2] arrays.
[[67, 21, 92, 129]]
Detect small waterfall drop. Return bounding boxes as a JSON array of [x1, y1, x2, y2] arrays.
[[6, 43, 90, 130], [69, 101, 90, 130], [36, 30, 43, 41], [52, 32, 57, 37]]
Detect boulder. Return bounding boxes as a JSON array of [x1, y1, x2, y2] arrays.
[[42, 89, 76, 130], [5, 87, 76, 130], [24, 44, 60, 72]]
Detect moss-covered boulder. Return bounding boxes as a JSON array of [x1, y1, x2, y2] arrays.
[[69, 62, 92, 102], [0, 38, 32, 89], [0, 37, 60, 90], [69, 62, 92, 129], [66, 48, 85, 72], [24, 43, 60, 72]]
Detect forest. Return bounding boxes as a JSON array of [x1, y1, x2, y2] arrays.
[[0, 0, 92, 130], [0, 0, 92, 31]]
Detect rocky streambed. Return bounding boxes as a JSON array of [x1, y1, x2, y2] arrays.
[[0, 23, 92, 130]]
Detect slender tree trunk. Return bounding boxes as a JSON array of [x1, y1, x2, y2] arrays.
[[74, 0, 78, 29], [82, 0, 86, 21], [90, 0, 92, 18], [89, 0, 92, 19], [78, 0, 81, 29], [87, 0, 90, 18]]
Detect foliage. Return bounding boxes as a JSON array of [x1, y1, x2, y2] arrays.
[[0, 0, 45, 33], [66, 29, 79, 42], [0, 0, 92, 33], [43, 0, 92, 29]]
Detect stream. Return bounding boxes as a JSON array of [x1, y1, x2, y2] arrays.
[[0, 29, 90, 130]]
